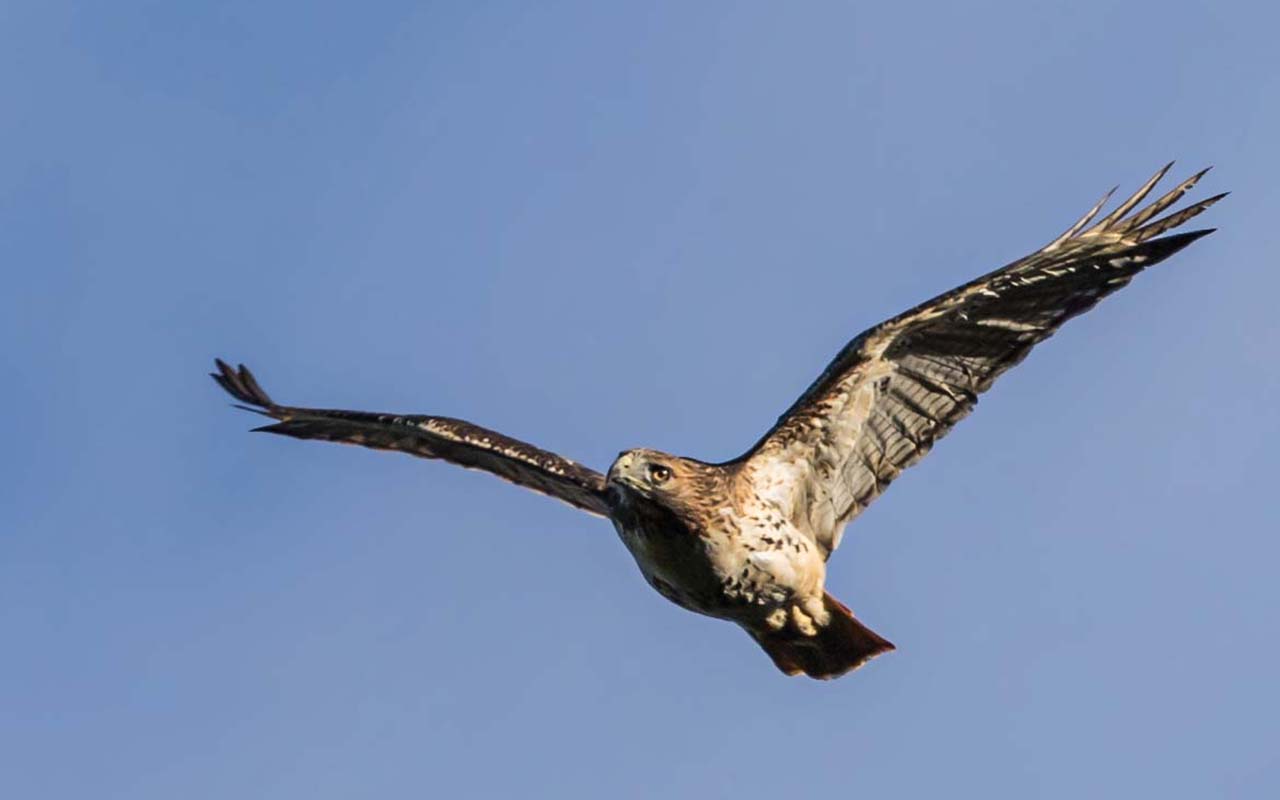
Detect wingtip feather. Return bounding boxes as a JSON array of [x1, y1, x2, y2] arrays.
[[211, 358, 278, 410], [1048, 164, 1224, 251], [1096, 162, 1175, 231], [1131, 192, 1228, 242], [1047, 185, 1116, 249]]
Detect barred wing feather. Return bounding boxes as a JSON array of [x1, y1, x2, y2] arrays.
[[741, 165, 1223, 557]]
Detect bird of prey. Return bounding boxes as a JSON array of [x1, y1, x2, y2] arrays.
[[214, 164, 1222, 679]]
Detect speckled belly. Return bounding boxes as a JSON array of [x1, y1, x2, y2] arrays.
[[611, 516, 823, 624]]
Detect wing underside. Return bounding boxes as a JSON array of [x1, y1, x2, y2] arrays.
[[739, 164, 1224, 556]]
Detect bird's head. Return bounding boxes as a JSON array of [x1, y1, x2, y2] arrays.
[[605, 448, 723, 519]]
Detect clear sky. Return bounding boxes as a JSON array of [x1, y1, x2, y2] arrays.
[[3, 2, 1278, 797]]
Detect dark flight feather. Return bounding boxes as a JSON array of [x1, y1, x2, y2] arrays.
[[737, 166, 1221, 556], [211, 360, 610, 516]]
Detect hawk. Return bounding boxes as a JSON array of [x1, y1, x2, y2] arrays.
[[214, 164, 1223, 679]]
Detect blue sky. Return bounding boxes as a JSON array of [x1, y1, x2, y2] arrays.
[[3, 2, 1278, 797]]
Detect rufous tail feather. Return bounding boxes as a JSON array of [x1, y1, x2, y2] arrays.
[[749, 592, 894, 680]]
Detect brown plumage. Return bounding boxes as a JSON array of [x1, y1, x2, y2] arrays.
[[751, 594, 894, 679], [214, 165, 1222, 679]]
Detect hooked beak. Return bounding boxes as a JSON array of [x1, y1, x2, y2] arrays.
[[607, 452, 645, 495]]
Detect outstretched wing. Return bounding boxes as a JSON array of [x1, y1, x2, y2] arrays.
[[212, 360, 611, 516], [737, 164, 1224, 557]]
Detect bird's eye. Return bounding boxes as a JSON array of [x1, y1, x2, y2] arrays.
[[648, 464, 672, 483]]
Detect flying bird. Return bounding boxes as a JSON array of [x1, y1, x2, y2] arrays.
[[214, 164, 1223, 679]]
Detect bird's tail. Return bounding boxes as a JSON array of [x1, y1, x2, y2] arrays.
[[749, 593, 894, 680]]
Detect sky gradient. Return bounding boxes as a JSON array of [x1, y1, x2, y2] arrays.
[[3, 2, 1278, 797]]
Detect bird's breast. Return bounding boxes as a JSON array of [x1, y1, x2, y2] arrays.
[[610, 509, 728, 615]]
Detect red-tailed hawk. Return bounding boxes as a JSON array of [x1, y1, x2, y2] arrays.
[[214, 164, 1222, 679]]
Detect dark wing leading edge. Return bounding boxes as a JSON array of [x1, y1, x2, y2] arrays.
[[737, 164, 1225, 557], [211, 360, 611, 516]]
